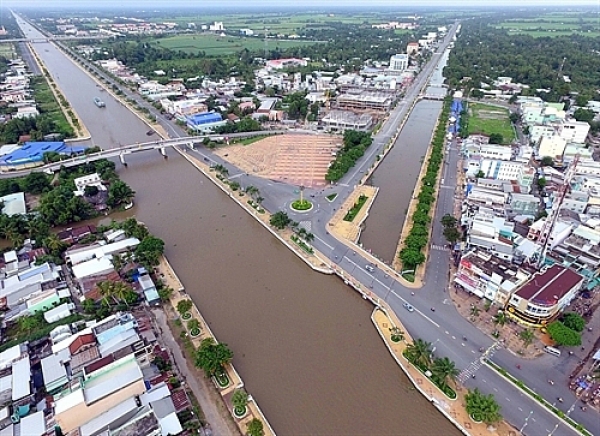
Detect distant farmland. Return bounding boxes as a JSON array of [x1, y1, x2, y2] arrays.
[[149, 34, 319, 56]]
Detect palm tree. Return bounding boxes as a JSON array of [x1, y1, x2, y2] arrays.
[[431, 357, 459, 387], [465, 388, 502, 425], [97, 280, 118, 306], [493, 312, 508, 326], [389, 326, 404, 342], [519, 329, 535, 348], [231, 388, 248, 416], [405, 338, 432, 369], [305, 232, 315, 242], [470, 305, 481, 318], [43, 233, 66, 255]]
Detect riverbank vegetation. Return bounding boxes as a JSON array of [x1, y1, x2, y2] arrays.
[[398, 97, 451, 273], [403, 337, 458, 400], [465, 388, 502, 425], [326, 130, 373, 182], [343, 194, 368, 222], [195, 337, 234, 380]]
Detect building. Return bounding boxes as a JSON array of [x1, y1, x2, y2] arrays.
[[389, 54, 409, 72], [265, 58, 307, 70], [0, 192, 26, 216], [478, 143, 512, 161], [454, 249, 533, 303], [160, 98, 207, 117], [185, 112, 226, 133], [0, 142, 85, 170], [538, 135, 567, 160], [558, 120, 590, 144], [321, 110, 373, 132], [65, 238, 140, 266], [54, 354, 147, 433], [336, 90, 393, 113], [503, 265, 583, 326], [406, 42, 419, 55], [73, 173, 106, 197]]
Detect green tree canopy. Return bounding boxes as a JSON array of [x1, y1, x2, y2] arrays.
[[441, 214, 457, 228], [562, 313, 585, 332], [547, 321, 581, 346], [135, 236, 165, 267], [465, 388, 502, 425], [176, 299, 193, 315], [194, 338, 234, 377], [269, 211, 291, 229], [246, 418, 265, 436]]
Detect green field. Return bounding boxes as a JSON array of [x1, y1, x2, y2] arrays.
[[151, 12, 406, 35], [0, 43, 17, 59], [495, 14, 600, 37], [149, 34, 318, 56], [467, 103, 515, 144]]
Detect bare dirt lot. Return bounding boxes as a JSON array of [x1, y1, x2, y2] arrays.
[[213, 134, 342, 187]]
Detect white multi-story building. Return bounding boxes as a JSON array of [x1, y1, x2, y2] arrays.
[[537, 135, 567, 159], [478, 143, 512, 161], [530, 124, 558, 143], [558, 120, 590, 144], [389, 54, 408, 72]]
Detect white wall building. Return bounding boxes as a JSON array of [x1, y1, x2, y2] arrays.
[[389, 54, 409, 72], [558, 120, 590, 144], [538, 135, 567, 159], [478, 144, 512, 161]]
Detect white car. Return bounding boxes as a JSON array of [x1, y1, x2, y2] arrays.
[[403, 303, 415, 312], [365, 265, 375, 272]]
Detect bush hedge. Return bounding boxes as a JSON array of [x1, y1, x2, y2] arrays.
[[399, 96, 452, 271]]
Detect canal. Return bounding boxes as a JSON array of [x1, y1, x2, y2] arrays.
[[19, 18, 459, 436], [359, 51, 449, 263]]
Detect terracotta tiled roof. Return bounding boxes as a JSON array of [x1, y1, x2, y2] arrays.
[[69, 333, 96, 355]]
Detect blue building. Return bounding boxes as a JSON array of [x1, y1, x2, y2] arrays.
[[186, 112, 226, 133], [0, 142, 86, 169]]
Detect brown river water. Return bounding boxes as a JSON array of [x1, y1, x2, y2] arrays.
[[22, 20, 460, 435]]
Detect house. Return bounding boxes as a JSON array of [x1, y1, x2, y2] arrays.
[[54, 354, 147, 433], [389, 54, 409, 72], [0, 192, 26, 216], [73, 173, 106, 197], [44, 302, 75, 323], [503, 265, 583, 326], [41, 349, 70, 393], [454, 249, 534, 303], [185, 112, 226, 133], [407, 42, 419, 55], [538, 136, 567, 160], [65, 237, 140, 266], [138, 274, 160, 305]]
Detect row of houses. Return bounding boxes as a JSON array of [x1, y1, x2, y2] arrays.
[[0, 59, 39, 120]]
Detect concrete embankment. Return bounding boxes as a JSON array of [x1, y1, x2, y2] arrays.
[[158, 255, 276, 436]]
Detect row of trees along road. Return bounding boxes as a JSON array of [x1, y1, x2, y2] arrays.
[[326, 130, 373, 182], [399, 97, 451, 272]]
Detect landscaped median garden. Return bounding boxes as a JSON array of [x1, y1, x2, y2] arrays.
[[398, 96, 452, 278], [343, 194, 368, 222]]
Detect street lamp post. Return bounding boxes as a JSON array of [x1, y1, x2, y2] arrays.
[[548, 423, 560, 436]]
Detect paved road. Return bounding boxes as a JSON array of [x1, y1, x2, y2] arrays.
[[16, 15, 594, 436]]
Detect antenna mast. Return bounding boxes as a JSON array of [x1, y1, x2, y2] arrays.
[[536, 154, 579, 268]]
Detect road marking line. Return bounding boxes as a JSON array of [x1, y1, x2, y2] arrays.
[[518, 407, 523, 412], [314, 236, 333, 250]]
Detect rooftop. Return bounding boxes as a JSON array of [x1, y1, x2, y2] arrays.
[[515, 265, 583, 305], [0, 142, 85, 166]]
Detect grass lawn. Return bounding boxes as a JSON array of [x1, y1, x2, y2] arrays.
[[149, 34, 318, 56], [0, 43, 16, 59], [467, 103, 515, 144]]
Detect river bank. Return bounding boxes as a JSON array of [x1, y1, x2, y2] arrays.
[[157, 255, 275, 436]]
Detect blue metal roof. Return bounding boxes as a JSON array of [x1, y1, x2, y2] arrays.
[[186, 112, 223, 126], [0, 142, 85, 166]]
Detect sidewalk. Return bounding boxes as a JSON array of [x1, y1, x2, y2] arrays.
[[372, 308, 518, 436], [157, 255, 275, 436]]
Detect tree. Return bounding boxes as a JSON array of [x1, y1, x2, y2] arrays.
[[405, 338, 432, 369], [493, 312, 508, 326], [135, 236, 165, 267], [84, 185, 100, 197], [470, 305, 480, 318], [431, 357, 459, 387], [443, 227, 461, 244], [547, 321, 581, 346], [194, 337, 233, 377], [269, 211, 291, 229], [441, 214, 457, 229], [389, 326, 404, 342], [399, 248, 425, 269], [488, 133, 503, 145], [158, 286, 173, 302], [304, 232, 315, 242], [43, 233, 66, 256], [23, 172, 50, 194], [108, 180, 135, 208], [540, 156, 554, 167], [246, 418, 264, 436], [573, 108, 594, 123], [519, 329, 535, 348], [465, 388, 502, 425], [509, 112, 520, 123], [475, 170, 485, 179], [537, 177, 547, 190], [562, 313, 585, 333], [177, 299, 193, 316], [232, 388, 249, 415], [187, 318, 200, 332]]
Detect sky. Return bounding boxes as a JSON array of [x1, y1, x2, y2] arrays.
[[1, 0, 600, 8]]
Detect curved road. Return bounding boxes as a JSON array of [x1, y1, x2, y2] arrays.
[[15, 15, 594, 436]]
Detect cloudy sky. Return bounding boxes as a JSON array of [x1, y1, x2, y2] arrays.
[[2, 0, 600, 7]]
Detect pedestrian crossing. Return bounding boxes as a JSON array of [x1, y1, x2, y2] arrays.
[[457, 342, 503, 383], [431, 244, 447, 251], [300, 221, 312, 232]]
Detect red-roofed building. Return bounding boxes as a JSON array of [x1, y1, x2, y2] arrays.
[[69, 333, 96, 355], [505, 265, 583, 326]]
